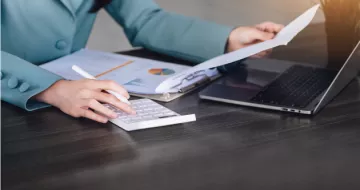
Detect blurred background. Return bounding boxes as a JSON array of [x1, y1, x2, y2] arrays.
[[87, 0, 325, 52]]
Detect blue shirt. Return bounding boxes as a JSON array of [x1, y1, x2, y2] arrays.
[[1, 0, 233, 110]]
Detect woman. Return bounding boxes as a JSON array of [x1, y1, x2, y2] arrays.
[[1, 0, 283, 123]]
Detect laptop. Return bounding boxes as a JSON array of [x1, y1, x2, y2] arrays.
[[199, 41, 360, 115]]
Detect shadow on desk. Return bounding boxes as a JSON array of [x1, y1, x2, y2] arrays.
[[3, 24, 360, 190], [2, 104, 138, 188]]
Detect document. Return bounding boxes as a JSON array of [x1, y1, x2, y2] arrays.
[[42, 4, 320, 95], [41, 49, 219, 94], [155, 4, 321, 93]]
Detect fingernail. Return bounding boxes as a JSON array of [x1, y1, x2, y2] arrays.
[[131, 110, 136, 115], [102, 119, 108, 123]]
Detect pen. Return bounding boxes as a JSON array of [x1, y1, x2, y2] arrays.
[[72, 65, 131, 105]]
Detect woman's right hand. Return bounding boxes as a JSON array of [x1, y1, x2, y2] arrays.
[[34, 79, 136, 123]]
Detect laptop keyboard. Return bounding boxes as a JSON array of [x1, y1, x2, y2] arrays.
[[250, 65, 337, 108]]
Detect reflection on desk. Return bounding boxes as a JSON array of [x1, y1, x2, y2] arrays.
[[3, 24, 360, 190]]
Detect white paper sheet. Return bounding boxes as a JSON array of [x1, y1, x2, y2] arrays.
[[155, 4, 321, 93], [41, 49, 130, 81], [40, 49, 219, 94]]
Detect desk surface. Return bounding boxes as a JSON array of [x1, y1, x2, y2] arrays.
[[3, 24, 360, 190]]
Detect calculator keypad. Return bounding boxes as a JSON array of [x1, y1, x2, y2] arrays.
[[104, 99, 179, 124]]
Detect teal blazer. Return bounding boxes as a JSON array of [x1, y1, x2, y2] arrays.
[[1, 0, 233, 111]]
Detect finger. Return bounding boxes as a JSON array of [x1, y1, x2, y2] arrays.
[[259, 51, 270, 57], [265, 49, 273, 55], [255, 24, 266, 31], [248, 29, 275, 42], [88, 80, 130, 99], [258, 50, 272, 57], [256, 22, 284, 33], [251, 51, 268, 58], [86, 99, 118, 119], [251, 54, 263, 59], [93, 92, 136, 114], [80, 108, 109, 123], [256, 22, 282, 32]]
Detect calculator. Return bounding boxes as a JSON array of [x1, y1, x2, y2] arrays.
[[104, 99, 196, 131]]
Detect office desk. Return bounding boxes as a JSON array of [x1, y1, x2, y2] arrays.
[[3, 24, 360, 190]]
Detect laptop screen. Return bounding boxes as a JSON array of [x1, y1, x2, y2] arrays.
[[314, 40, 360, 112]]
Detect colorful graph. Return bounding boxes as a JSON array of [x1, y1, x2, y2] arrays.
[[124, 78, 145, 87], [148, 68, 175, 76]]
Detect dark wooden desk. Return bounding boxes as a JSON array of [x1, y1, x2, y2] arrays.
[[3, 24, 360, 190]]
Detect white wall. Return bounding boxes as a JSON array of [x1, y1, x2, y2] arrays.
[[87, 0, 324, 52]]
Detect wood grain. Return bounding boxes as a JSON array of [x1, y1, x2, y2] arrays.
[[3, 24, 360, 190]]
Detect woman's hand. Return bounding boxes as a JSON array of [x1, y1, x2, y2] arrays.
[[226, 22, 284, 57], [35, 79, 135, 123]]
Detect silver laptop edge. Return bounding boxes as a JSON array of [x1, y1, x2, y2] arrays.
[[200, 41, 360, 115], [313, 41, 360, 114], [199, 95, 313, 114]]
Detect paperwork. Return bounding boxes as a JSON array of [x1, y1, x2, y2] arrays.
[[41, 4, 320, 95], [155, 4, 321, 93], [40, 49, 219, 94]]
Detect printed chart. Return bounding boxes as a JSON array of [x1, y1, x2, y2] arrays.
[[148, 68, 176, 76]]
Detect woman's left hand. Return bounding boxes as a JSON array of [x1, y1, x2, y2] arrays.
[[226, 22, 284, 58]]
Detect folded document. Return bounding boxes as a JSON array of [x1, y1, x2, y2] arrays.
[[155, 4, 321, 93], [41, 4, 320, 98]]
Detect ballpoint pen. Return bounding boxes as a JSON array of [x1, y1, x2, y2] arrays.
[[72, 65, 131, 105]]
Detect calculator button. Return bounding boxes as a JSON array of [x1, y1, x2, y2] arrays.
[[162, 111, 175, 116], [107, 99, 183, 124], [142, 116, 154, 120]]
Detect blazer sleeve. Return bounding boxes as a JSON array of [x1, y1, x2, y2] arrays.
[[1, 51, 63, 111], [105, 0, 233, 64]]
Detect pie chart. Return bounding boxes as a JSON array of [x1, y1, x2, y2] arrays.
[[148, 68, 176, 76]]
